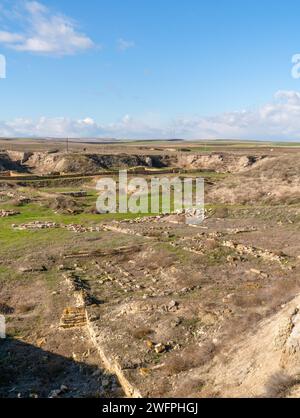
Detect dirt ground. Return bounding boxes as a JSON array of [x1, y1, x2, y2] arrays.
[[0, 139, 299, 398]]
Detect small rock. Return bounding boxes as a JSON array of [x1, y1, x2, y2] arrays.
[[167, 300, 179, 312], [146, 340, 154, 349], [36, 337, 46, 348], [92, 369, 102, 377], [200, 311, 218, 326], [250, 268, 262, 275], [102, 379, 110, 388], [48, 389, 61, 398], [154, 343, 166, 354], [139, 368, 150, 377]]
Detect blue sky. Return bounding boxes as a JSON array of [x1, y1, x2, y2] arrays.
[[1, 0, 300, 139]]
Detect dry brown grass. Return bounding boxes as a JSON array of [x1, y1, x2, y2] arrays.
[[173, 377, 205, 398], [163, 342, 216, 376], [18, 304, 35, 314], [264, 372, 300, 398], [131, 327, 154, 340], [220, 312, 263, 344], [173, 270, 202, 289], [232, 278, 300, 312], [141, 249, 176, 270]]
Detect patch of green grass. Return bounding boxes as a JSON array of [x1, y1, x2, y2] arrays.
[[156, 242, 195, 264], [0, 266, 15, 283], [204, 246, 235, 266], [43, 269, 61, 290]]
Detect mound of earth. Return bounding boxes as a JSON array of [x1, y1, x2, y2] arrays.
[[212, 293, 300, 398], [207, 154, 300, 205], [23, 153, 168, 174], [242, 154, 300, 179], [174, 153, 266, 172], [48, 195, 83, 214]]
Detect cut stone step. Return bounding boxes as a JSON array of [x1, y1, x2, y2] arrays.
[[59, 307, 87, 329]]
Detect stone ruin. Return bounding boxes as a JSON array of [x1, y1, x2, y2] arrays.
[[0, 209, 20, 217], [12, 221, 60, 230], [12, 220, 102, 233]]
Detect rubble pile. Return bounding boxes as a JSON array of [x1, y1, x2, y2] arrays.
[[64, 224, 102, 233], [12, 221, 60, 230], [0, 209, 20, 217], [171, 238, 205, 255], [12, 220, 102, 233], [222, 240, 289, 265], [17, 196, 31, 205], [60, 191, 87, 198]]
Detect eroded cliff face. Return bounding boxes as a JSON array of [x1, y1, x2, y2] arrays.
[[207, 154, 300, 205], [0, 152, 28, 172], [0, 152, 163, 174], [0, 150, 267, 174]]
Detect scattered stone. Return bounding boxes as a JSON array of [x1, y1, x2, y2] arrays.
[[171, 318, 182, 328], [64, 224, 102, 233], [154, 343, 166, 354], [250, 268, 262, 275], [226, 227, 257, 234], [0, 209, 20, 217], [13, 221, 59, 230], [139, 368, 150, 377], [222, 240, 290, 266], [200, 311, 218, 326], [12, 220, 102, 233], [36, 338, 46, 348], [60, 191, 87, 197], [167, 300, 179, 312], [48, 385, 68, 399], [48, 389, 61, 398], [18, 265, 47, 273], [58, 264, 71, 271], [146, 340, 154, 349]]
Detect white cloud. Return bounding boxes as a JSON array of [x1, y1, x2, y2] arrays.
[[117, 38, 135, 51], [172, 90, 300, 140], [0, 114, 166, 139], [1, 91, 300, 140], [0, 31, 24, 43], [0, 1, 94, 55]]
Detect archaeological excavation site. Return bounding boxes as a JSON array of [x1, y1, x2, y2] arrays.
[[0, 138, 299, 399]]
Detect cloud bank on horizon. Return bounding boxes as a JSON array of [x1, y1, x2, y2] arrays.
[[1, 90, 300, 140]]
